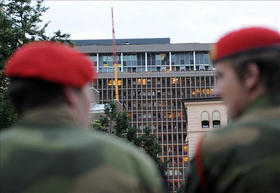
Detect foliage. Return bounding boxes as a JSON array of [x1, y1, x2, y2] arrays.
[[139, 127, 161, 164], [0, 0, 72, 130], [91, 101, 164, 166], [0, 90, 17, 130]]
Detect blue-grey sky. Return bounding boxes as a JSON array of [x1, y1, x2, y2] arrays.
[[42, 1, 280, 43]]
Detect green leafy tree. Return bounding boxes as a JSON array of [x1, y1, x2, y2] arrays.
[[139, 126, 161, 164], [92, 101, 163, 165], [92, 101, 169, 189], [0, 0, 72, 130]]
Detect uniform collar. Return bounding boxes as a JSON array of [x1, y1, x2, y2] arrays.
[[239, 92, 280, 122]]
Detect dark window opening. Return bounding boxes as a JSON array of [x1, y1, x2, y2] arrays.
[[202, 121, 209, 128], [213, 120, 221, 128]]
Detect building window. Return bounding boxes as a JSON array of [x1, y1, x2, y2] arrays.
[[171, 77, 179, 85], [142, 78, 146, 85], [169, 169, 173, 177], [206, 88, 210, 95], [196, 88, 200, 95], [183, 145, 188, 152], [195, 51, 210, 64], [168, 112, 172, 119], [192, 89, 196, 96], [108, 80, 122, 86], [137, 78, 146, 85], [177, 112, 181, 118], [108, 80, 112, 86], [201, 111, 209, 128], [213, 111, 221, 128]]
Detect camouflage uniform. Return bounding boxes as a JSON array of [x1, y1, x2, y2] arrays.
[[0, 106, 165, 193], [185, 94, 280, 193]]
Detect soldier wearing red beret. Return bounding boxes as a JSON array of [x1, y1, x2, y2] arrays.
[[185, 27, 280, 193], [0, 41, 165, 193]]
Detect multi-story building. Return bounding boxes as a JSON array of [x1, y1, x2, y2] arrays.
[[74, 38, 217, 193]]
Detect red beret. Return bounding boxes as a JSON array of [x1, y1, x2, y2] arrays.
[[4, 41, 97, 87], [210, 26, 280, 63]]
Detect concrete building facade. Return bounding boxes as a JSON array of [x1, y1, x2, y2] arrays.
[[183, 98, 228, 159], [74, 38, 216, 193]]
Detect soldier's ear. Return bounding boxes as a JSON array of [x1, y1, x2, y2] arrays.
[[244, 63, 262, 91], [64, 87, 79, 108]]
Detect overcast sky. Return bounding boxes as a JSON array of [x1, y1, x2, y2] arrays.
[[42, 1, 280, 43]]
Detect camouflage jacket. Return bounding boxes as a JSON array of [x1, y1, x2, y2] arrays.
[[185, 94, 280, 193], [0, 106, 165, 193]]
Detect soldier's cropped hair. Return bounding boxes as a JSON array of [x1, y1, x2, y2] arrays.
[[226, 49, 280, 92], [8, 78, 81, 116]]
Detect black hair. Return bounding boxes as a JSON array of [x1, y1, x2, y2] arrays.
[[8, 78, 67, 116], [217, 49, 280, 92]]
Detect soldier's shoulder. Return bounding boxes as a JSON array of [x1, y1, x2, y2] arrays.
[[0, 128, 164, 193], [91, 131, 161, 175], [65, 129, 156, 167], [70, 131, 164, 193], [0, 126, 30, 142], [88, 131, 156, 165], [202, 123, 261, 154]]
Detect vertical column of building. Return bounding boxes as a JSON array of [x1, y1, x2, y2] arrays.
[[145, 77, 147, 131], [140, 76, 143, 133], [101, 77, 104, 103], [158, 77, 163, 162], [171, 76, 175, 189], [119, 77, 122, 101], [214, 76, 217, 95], [154, 78, 157, 137], [135, 77, 138, 131], [204, 76, 207, 97], [199, 76, 202, 97], [175, 78, 178, 190], [156, 76, 162, 160], [175, 76, 181, 192], [129, 78, 132, 125], [96, 53, 99, 73], [104, 78, 107, 103], [121, 52, 124, 72], [182, 77, 187, 186], [194, 76, 197, 99], [169, 52, 172, 71], [178, 80, 182, 189], [168, 79, 170, 189], [184, 76, 188, 184], [170, 77, 174, 183], [125, 77, 128, 116], [145, 52, 148, 72], [210, 76, 213, 96], [193, 51, 196, 71]]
